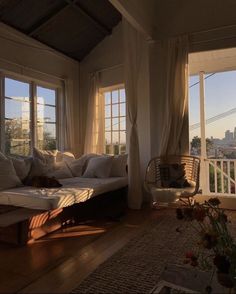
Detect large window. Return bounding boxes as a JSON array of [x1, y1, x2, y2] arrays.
[[2, 76, 59, 156], [189, 71, 236, 159], [103, 86, 126, 155]]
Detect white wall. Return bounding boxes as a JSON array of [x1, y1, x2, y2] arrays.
[[0, 22, 80, 155]]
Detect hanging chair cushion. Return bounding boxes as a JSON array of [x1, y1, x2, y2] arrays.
[[159, 163, 190, 188], [150, 183, 196, 203]]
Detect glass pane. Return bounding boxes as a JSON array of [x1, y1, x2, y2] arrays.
[[105, 132, 111, 144], [120, 131, 126, 144], [189, 75, 200, 156], [112, 104, 119, 117], [120, 118, 126, 130], [120, 89, 125, 102], [105, 105, 111, 118], [5, 78, 29, 101], [205, 71, 236, 159], [112, 131, 119, 144], [105, 92, 111, 105], [120, 103, 126, 116], [37, 105, 56, 123], [120, 144, 126, 154], [105, 144, 112, 154], [37, 123, 56, 150], [5, 99, 30, 156], [112, 118, 119, 131], [112, 90, 119, 104], [37, 86, 56, 105], [112, 144, 120, 155], [105, 118, 111, 131]]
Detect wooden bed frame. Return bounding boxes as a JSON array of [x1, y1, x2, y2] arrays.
[[0, 187, 128, 246]]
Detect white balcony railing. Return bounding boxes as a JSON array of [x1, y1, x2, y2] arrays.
[[201, 158, 236, 197]]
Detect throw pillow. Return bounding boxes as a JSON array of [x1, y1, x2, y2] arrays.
[[28, 158, 54, 178], [0, 159, 22, 190], [159, 163, 190, 188], [110, 154, 128, 177], [66, 157, 86, 177], [56, 151, 75, 164], [46, 161, 73, 179], [33, 147, 57, 165], [9, 156, 32, 181], [82, 156, 114, 178]]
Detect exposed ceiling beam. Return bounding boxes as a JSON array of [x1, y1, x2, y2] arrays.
[[28, 2, 70, 36], [65, 0, 111, 36]]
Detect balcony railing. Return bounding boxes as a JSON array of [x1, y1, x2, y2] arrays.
[[201, 158, 236, 197]]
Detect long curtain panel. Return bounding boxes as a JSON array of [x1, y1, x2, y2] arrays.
[[84, 72, 105, 154], [62, 79, 75, 152], [123, 19, 143, 209], [157, 36, 189, 156]]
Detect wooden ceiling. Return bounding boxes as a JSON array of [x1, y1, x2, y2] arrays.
[[0, 0, 121, 61]]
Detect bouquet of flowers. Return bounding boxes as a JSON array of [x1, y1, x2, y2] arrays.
[[176, 198, 236, 290]]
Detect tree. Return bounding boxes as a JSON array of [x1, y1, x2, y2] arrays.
[[190, 136, 213, 155]]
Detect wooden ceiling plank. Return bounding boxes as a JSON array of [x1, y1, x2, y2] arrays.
[[65, 0, 111, 36], [28, 2, 70, 36]]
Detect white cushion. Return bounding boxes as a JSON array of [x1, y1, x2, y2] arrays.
[[0, 159, 22, 190], [56, 151, 75, 164], [47, 161, 73, 179], [33, 147, 57, 165], [29, 148, 58, 178], [9, 157, 32, 181], [110, 154, 128, 177], [82, 156, 114, 178], [151, 185, 196, 203], [29, 158, 54, 178]]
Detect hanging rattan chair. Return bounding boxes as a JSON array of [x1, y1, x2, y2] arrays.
[[144, 155, 200, 206]]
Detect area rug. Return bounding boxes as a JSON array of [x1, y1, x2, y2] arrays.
[[71, 209, 236, 294], [71, 210, 196, 293]]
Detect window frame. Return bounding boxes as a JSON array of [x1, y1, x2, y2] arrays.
[[0, 72, 60, 156], [100, 84, 126, 155]]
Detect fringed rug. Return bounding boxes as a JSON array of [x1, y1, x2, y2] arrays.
[[71, 209, 236, 294]]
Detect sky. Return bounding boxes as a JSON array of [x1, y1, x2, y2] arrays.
[[189, 70, 236, 140]]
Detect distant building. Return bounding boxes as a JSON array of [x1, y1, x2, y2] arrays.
[[225, 130, 234, 142], [234, 127, 236, 140]]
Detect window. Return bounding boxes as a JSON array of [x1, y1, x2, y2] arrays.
[[2, 76, 59, 156], [103, 86, 126, 155]]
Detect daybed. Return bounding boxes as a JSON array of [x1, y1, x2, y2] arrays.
[[0, 151, 128, 245]]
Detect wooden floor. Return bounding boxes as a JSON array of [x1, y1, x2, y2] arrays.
[[0, 208, 155, 293]]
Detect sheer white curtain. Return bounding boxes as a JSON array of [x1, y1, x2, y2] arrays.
[[123, 19, 143, 209], [84, 72, 105, 154], [62, 79, 75, 152], [158, 35, 189, 156]]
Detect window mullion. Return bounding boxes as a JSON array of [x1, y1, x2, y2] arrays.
[[31, 82, 36, 152], [0, 74, 5, 153]]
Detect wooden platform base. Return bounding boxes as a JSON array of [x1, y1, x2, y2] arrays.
[[0, 187, 128, 245]]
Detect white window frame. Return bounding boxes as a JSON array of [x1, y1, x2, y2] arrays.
[[0, 72, 60, 155], [100, 84, 126, 155]]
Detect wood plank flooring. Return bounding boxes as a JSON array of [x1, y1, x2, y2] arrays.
[[0, 208, 155, 293]]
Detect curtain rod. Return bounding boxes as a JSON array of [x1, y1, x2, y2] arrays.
[[150, 23, 236, 44], [90, 63, 123, 75], [191, 34, 236, 45], [0, 57, 66, 81]]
